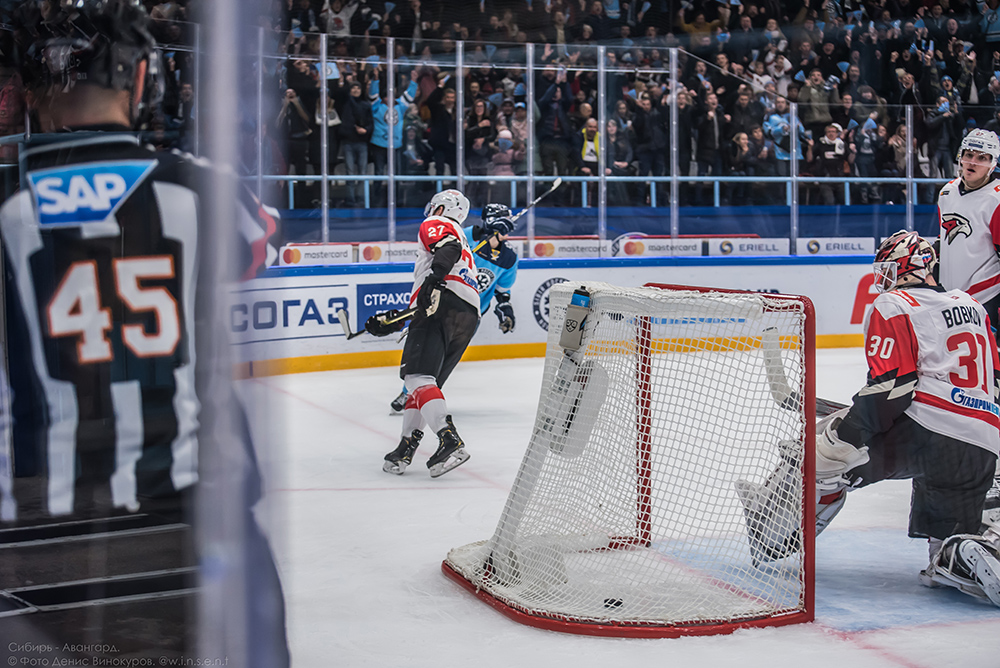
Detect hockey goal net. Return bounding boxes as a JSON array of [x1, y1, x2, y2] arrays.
[[442, 281, 816, 637]]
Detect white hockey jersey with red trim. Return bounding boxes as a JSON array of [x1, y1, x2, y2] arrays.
[[936, 176, 1000, 304], [412, 215, 480, 311], [864, 287, 1000, 455]]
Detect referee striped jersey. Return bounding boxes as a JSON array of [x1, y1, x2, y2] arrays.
[[0, 130, 277, 519]]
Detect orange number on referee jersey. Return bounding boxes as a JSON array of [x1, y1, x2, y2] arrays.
[[46, 256, 180, 364], [948, 331, 990, 394], [47, 261, 114, 363]]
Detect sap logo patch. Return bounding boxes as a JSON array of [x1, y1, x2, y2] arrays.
[[28, 160, 158, 227]]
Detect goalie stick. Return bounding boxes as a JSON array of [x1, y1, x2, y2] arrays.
[[472, 178, 564, 253], [760, 327, 847, 417], [737, 327, 851, 567], [336, 307, 418, 340]]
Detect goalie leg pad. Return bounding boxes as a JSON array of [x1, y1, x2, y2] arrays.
[[736, 440, 802, 566], [984, 474, 1000, 530], [816, 490, 847, 537]]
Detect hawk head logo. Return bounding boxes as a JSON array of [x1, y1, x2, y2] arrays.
[[941, 214, 972, 244]]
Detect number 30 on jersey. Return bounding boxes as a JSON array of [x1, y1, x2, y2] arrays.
[[867, 334, 895, 359]]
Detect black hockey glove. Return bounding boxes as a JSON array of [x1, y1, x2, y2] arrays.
[[495, 302, 515, 333], [365, 310, 406, 337], [417, 274, 445, 315]]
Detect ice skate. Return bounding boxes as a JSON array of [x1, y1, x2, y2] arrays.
[[390, 388, 408, 414], [959, 539, 1000, 606], [383, 429, 422, 475], [920, 534, 1000, 606], [427, 416, 469, 478]]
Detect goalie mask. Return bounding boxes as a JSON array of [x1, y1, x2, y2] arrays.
[[873, 230, 937, 293], [425, 189, 470, 224], [7, 0, 164, 127]]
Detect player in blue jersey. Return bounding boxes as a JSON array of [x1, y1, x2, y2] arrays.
[[388, 203, 520, 413], [466, 203, 519, 328]]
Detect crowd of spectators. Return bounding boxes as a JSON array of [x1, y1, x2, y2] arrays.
[[141, 0, 1000, 207]]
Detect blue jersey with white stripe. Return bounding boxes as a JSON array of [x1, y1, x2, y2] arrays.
[[464, 226, 518, 315]]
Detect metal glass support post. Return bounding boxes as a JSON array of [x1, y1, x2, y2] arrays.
[[669, 47, 679, 239], [319, 37, 330, 244], [193, 23, 201, 157], [455, 43, 465, 194], [199, 0, 248, 662], [597, 46, 607, 247], [526, 44, 536, 245], [789, 101, 800, 254], [905, 105, 914, 232], [387, 38, 397, 243], [256, 27, 265, 199]]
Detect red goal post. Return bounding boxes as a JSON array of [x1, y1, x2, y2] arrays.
[[442, 281, 816, 637]]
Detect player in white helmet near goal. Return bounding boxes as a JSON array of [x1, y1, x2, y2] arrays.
[[936, 128, 1000, 528], [744, 231, 1000, 607], [365, 189, 480, 477]]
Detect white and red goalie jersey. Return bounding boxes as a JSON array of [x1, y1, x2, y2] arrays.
[[937, 175, 1000, 304], [840, 286, 1000, 457], [412, 215, 481, 312]]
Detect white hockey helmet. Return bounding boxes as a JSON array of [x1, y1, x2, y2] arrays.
[[957, 128, 1000, 171], [873, 230, 937, 293], [424, 189, 470, 224]]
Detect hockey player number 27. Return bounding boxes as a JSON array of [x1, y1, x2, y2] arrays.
[[47, 257, 180, 364], [948, 331, 990, 395]]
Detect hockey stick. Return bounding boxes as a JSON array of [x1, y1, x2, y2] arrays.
[[472, 178, 564, 254], [511, 177, 563, 223], [336, 306, 418, 340], [760, 327, 848, 417]]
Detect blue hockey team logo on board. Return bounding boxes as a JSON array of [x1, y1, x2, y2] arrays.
[[28, 160, 158, 227]]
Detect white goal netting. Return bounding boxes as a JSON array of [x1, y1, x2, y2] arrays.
[[443, 281, 813, 635]]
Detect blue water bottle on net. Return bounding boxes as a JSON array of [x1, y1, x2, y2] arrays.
[[560, 287, 591, 351]]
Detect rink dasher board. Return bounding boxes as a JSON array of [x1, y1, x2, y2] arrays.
[[230, 256, 873, 374]]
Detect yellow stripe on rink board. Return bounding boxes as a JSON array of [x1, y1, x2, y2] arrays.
[[819, 333, 864, 347], [234, 342, 547, 379], [234, 334, 864, 379], [234, 350, 403, 379]]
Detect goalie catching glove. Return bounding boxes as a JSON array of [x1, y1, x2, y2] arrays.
[[365, 310, 407, 337], [494, 292, 515, 333]]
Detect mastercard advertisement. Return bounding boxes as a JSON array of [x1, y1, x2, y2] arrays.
[[357, 242, 420, 263], [279, 243, 354, 266], [528, 238, 612, 259]]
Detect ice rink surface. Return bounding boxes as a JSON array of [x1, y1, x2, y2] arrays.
[[242, 349, 1000, 668]]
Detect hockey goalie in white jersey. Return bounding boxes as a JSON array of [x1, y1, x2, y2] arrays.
[[740, 230, 1000, 607]]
